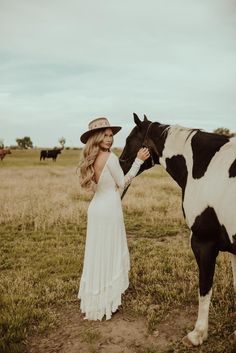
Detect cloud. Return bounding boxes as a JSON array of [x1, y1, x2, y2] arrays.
[[0, 0, 236, 147]]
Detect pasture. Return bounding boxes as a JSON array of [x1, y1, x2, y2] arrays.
[[0, 149, 235, 353]]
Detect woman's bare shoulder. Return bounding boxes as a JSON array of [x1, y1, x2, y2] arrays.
[[94, 151, 111, 168]]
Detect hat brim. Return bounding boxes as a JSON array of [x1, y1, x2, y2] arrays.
[[80, 126, 121, 144]]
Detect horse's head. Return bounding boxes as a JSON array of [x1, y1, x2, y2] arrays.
[[119, 113, 160, 175]]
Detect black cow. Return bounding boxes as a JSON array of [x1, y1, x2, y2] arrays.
[[40, 148, 61, 161]]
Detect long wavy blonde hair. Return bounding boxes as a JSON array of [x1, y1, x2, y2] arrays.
[[79, 129, 113, 191]]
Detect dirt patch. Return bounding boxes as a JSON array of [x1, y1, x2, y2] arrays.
[[25, 305, 195, 353]]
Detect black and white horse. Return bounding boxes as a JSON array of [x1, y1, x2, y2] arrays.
[[119, 113, 236, 347]]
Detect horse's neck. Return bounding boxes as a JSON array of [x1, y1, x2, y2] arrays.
[[163, 126, 195, 154], [151, 124, 232, 189], [153, 125, 195, 190], [151, 124, 195, 159]]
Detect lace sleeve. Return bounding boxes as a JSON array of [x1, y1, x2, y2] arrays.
[[123, 158, 143, 190], [107, 153, 143, 194]]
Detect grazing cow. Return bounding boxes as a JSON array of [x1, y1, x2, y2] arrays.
[[40, 148, 61, 161], [0, 149, 11, 161], [119, 113, 236, 347]]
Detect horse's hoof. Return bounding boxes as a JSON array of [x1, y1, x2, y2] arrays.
[[182, 335, 194, 347], [229, 331, 236, 345]]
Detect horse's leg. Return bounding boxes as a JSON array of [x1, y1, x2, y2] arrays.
[[183, 236, 218, 346], [228, 254, 236, 345]]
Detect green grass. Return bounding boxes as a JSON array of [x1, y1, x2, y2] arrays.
[[0, 149, 235, 353]]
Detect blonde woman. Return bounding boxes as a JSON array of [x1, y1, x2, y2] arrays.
[[78, 117, 150, 320]]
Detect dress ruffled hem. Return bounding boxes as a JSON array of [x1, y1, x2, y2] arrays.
[[78, 261, 130, 321]]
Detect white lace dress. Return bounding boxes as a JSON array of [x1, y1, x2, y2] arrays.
[[78, 152, 143, 320]]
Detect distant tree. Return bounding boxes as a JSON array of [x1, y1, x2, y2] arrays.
[[213, 127, 235, 137], [0, 138, 4, 148], [16, 136, 33, 149], [58, 136, 66, 149]]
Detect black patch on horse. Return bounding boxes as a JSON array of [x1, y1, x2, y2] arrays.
[[219, 227, 236, 254], [165, 155, 188, 219], [191, 206, 222, 242], [191, 206, 236, 253], [229, 159, 236, 178], [191, 131, 229, 179], [190, 206, 236, 296], [165, 155, 188, 192]]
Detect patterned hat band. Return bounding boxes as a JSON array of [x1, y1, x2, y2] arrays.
[[80, 117, 122, 144], [89, 118, 110, 130]]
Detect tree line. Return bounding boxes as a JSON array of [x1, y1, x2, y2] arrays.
[[0, 136, 66, 149]]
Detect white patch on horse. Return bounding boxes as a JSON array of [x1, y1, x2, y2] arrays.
[[159, 125, 195, 173]]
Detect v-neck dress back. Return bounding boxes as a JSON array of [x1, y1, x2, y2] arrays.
[[78, 152, 143, 320]]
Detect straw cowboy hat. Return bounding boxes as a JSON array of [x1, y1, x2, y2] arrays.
[[80, 117, 122, 144]]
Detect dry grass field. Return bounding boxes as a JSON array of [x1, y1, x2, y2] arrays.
[[0, 149, 235, 353]]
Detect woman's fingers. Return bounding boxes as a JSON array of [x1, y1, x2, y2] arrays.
[[142, 147, 150, 156], [137, 147, 150, 160]]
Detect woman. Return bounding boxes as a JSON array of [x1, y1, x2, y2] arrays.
[[78, 117, 150, 320]]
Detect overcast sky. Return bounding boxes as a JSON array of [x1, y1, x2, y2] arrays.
[[0, 0, 236, 147]]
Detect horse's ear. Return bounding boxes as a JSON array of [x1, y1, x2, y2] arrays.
[[143, 114, 148, 121], [133, 113, 142, 128]]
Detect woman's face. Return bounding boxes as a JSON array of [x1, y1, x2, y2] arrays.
[[99, 128, 113, 150]]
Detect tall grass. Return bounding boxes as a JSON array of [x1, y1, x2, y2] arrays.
[[0, 149, 235, 353]]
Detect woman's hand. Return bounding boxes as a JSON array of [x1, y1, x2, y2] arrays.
[[137, 147, 150, 161]]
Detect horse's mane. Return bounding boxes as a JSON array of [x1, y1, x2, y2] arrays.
[[167, 124, 201, 142]]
